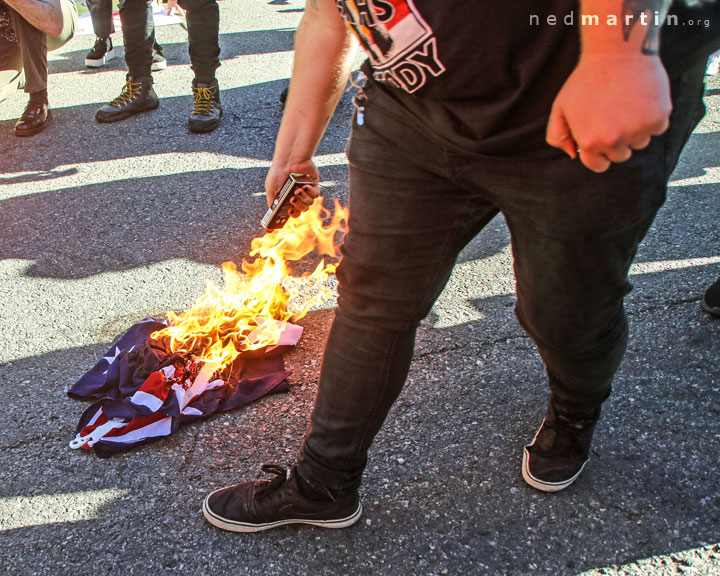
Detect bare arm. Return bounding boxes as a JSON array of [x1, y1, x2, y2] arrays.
[[546, 0, 673, 173], [264, 0, 358, 212], [4, 0, 64, 36]]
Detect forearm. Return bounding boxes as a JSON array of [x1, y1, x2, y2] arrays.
[[580, 0, 672, 55], [272, 0, 358, 170], [4, 0, 63, 36]]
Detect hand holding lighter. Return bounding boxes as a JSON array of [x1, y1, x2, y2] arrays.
[[261, 173, 316, 231]]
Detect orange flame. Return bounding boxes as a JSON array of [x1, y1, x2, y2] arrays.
[[152, 197, 348, 369]]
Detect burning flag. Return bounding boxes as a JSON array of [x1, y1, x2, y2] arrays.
[[68, 198, 348, 457]]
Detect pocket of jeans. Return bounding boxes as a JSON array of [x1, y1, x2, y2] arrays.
[[346, 82, 433, 167]]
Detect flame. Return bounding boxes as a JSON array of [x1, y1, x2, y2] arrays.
[[152, 197, 348, 369]]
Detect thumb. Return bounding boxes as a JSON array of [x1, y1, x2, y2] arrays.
[[546, 105, 578, 159]]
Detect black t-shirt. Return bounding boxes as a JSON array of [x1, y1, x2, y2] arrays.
[[336, 0, 580, 155]]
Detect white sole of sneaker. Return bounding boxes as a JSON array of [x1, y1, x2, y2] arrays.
[[521, 447, 587, 493], [151, 60, 167, 71], [202, 496, 362, 533], [85, 48, 115, 68], [702, 297, 720, 316]]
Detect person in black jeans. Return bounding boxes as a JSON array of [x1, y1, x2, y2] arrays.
[[83, 0, 166, 70], [83, 0, 116, 67], [95, 0, 221, 133], [200, 0, 720, 533]]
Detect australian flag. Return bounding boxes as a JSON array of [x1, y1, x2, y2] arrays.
[[68, 317, 302, 458]]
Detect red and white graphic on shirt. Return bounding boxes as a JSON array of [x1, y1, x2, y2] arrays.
[[336, 0, 446, 93]]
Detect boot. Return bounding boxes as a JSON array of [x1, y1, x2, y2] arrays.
[[14, 94, 50, 137], [95, 76, 159, 123], [188, 78, 222, 133]]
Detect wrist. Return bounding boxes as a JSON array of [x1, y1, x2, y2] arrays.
[[580, 0, 670, 56]]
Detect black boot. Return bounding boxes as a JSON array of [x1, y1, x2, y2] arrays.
[[188, 78, 222, 133], [14, 92, 50, 137], [95, 76, 159, 123]]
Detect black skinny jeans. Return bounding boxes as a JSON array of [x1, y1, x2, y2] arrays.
[[295, 56, 710, 495], [118, 0, 219, 82], [86, 0, 114, 40]]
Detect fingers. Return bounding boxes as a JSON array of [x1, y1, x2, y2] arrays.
[[289, 185, 319, 215], [577, 150, 612, 173], [604, 146, 633, 164], [630, 135, 652, 151], [265, 163, 321, 220], [546, 107, 578, 159], [650, 112, 671, 137], [576, 126, 666, 172]]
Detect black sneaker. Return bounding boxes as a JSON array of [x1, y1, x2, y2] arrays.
[[152, 43, 167, 71], [85, 37, 115, 68], [702, 277, 720, 316], [522, 399, 600, 492], [203, 464, 362, 533], [95, 76, 159, 123], [188, 79, 222, 133]]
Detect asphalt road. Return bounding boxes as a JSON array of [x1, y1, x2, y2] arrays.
[[0, 2, 719, 575]]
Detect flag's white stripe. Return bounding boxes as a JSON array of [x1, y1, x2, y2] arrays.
[[84, 419, 127, 447], [161, 365, 176, 378], [181, 378, 225, 409], [172, 384, 186, 412], [100, 416, 173, 444], [181, 407, 203, 416], [0, 489, 130, 531], [180, 361, 223, 409], [130, 390, 164, 413], [172, 377, 225, 411], [85, 407, 104, 428]]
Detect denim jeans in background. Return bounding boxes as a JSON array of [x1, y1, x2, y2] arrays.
[[295, 48, 711, 494], [178, 0, 220, 84], [86, 0, 115, 40], [118, 0, 154, 78], [118, 0, 219, 82]]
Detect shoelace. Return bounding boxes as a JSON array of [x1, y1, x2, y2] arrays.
[[255, 463, 289, 498], [110, 80, 142, 107], [192, 86, 217, 115]]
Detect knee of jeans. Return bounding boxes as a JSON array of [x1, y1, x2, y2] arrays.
[[334, 292, 425, 335], [335, 261, 437, 334], [515, 299, 628, 361]]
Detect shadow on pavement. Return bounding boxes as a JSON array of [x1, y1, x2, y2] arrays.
[[48, 28, 297, 75], [0, 77, 352, 168]]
